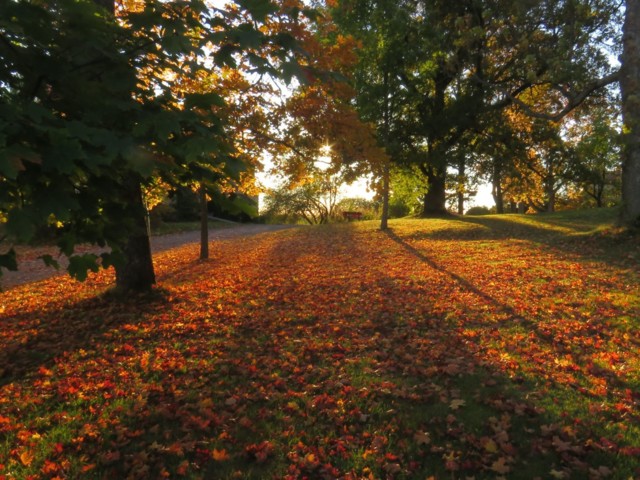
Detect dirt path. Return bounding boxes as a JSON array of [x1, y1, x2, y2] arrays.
[[0, 224, 295, 291]]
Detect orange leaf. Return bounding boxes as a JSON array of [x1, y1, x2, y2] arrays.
[[19, 450, 35, 466], [212, 448, 229, 461]]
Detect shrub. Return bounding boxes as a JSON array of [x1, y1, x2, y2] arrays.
[[466, 206, 492, 215]]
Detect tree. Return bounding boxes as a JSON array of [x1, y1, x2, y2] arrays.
[[566, 105, 622, 208], [334, 0, 622, 217], [0, 0, 313, 290], [263, 172, 342, 224], [620, 0, 640, 226]]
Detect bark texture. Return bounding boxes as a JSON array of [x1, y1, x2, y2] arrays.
[[621, 0, 640, 226], [114, 180, 156, 292], [422, 168, 448, 216]]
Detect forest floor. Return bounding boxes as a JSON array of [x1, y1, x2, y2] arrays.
[[1, 209, 639, 479]]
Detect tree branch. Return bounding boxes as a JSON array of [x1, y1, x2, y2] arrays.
[[499, 71, 621, 122]]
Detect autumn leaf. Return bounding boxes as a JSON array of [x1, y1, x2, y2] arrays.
[[491, 457, 511, 474], [413, 431, 431, 446], [212, 448, 229, 462], [19, 450, 34, 466]]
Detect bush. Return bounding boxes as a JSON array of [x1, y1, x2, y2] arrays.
[[466, 206, 492, 215], [389, 201, 411, 218]]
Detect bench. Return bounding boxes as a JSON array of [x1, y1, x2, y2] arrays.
[[342, 211, 363, 221]]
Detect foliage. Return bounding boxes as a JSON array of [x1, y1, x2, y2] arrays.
[[465, 206, 493, 215], [336, 197, 379, 220], [0, 209, 639, 478], [388, 166, 427, 218], [0, 0, 313, 287], [263, 172, 342, 224], [566, 105, 622, 208], [333, 0, 622, 215]]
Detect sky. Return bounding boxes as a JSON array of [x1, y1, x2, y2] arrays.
[[256, 160, 496, 213]]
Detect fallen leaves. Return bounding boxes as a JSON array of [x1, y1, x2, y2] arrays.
[[0, 218, 639, 478]]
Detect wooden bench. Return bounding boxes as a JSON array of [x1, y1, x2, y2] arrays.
[[342, 211, 363, 221]]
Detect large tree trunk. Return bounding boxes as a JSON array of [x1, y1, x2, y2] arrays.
[[114, 179, 156, 292], [492, 161, 504, 214], [492, 181, 504, 214], [621, 0, 640, 227], [422, 167, 448, 216], [380, 70, 391, 230], [546, 177, 555, 213], [95, 0, 156, 292]]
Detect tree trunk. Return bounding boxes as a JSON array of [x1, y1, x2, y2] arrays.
[[491, 164, 504, 214], [380, 160, 390, 230], [457, 157, 465, 215], [621, 0, 640, 227], [422, 168, 448, 216], [199, 183, 209, 260], [114, 179, 156, 292], [380, 69, 391, 230], [492, 177, 504, 214], [96, 0, 155, 292], [547, 180, 555, 213]]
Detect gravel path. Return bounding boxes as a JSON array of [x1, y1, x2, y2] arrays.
[[0, 224, 295, 291]]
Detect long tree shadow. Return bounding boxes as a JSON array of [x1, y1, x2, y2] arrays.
[[382, 227, 638, 403], [384, 228, 522, 317], [415, 214, 640, 267]]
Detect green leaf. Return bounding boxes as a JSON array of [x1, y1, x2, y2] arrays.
[[123, 146, 157, 178], [234, 23, 264, 49], [184, 92, 226, 110], [234, 0, 278, 22], [0, 146, 42, 179], [39, 254, 60, 270], [222, 156, 247, 180], [6, 209, 36, 243], [0, 151, 26, 179], [281, 61, 305, 85], [214, 44, 238, 68], [68, 254, 100, 282], [57, 233, 77, 257], [0, 249, 18, 272]]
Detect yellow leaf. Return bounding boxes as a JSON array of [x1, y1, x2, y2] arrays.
[[449, 399, 466, 410], [484, 438, 499, 453]]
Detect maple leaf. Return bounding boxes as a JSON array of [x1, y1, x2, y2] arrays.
[[19, 450, 34, 466], [413, 431, 431, 446], [212, 448, 229, 461], [491, 457, 511, 474], [449, 399, 466, 410], [483, 438, 499, 453]]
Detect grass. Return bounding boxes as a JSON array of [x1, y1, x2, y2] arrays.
[[0, 208, 638, 479]]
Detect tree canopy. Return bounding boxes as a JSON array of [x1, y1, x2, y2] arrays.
[[0, 0, 317, 290]]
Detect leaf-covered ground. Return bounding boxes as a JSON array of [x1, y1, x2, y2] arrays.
[[1, 211, 639, 479]]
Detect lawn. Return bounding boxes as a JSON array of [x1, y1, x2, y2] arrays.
[[0, 209, 638, 479]]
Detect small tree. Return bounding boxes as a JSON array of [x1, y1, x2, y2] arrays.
[[263, 173, 343, 225]]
